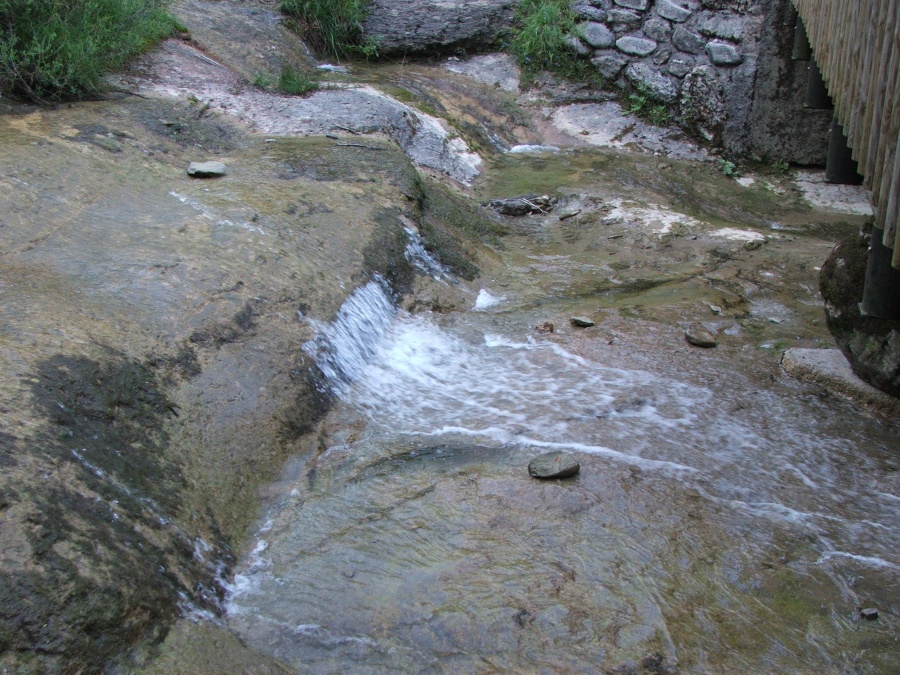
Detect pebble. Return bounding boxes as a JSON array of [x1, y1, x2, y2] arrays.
[[528, 452, 580, 479], [570, 316, 595, 328], [859, 607, 879, 621]]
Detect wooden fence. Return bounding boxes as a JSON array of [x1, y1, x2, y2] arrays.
[[793, 0, 900, 269]]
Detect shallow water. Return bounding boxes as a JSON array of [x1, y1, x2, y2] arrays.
[[228, 273, 899, 673]]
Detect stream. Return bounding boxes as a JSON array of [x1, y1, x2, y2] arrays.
[[227, 266, 899, 672]]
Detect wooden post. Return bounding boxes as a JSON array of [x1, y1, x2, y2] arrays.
[[805, 58, 833, 109], [861, 226, 900, 319], [825, 119, 863, 185], [792, 17, 811, 61]]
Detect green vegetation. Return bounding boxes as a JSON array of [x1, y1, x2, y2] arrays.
[[508, 0, 586, 80], [252, 71, 274, 89], [627, 85, 672, 126], [718, 158, 740, 176], [280, 0, 369, 58], [278, 65, 319, 95], [0, 0, 177, 101]]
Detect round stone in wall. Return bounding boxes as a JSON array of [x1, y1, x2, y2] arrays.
[[582, 22, 616, 49], [614, 0, 649, 10], [642, 17, 672, 42], [616, 36, 657, 57], [591, 52, 629, 79], [625, 62, 678, 102], [706, 41, 743, 66], [656, 0, 693, 23], [672, 26, 705, 54]]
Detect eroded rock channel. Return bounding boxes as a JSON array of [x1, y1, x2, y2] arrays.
[[1, 1, 897, 672]]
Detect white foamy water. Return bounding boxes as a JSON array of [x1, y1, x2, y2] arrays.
[[304, 281, 899, 567], [474, 289, 504, 309]]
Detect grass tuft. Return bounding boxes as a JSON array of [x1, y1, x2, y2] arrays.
[[278, 65, 319, 96], [507, 0, 587, 80], [279, 0, 369, 59], [0, 0, 177, 102]]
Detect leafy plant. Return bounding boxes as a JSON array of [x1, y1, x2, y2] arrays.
[[626, 85, 672, 127], [280, 0, 369, 58], [718, 158, 740, 176], [278, 65, 318, 95], [0, 0, 177, 101]]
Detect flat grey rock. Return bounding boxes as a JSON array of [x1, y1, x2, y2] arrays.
[[706, 41, 743, 66], [582, 22, 616, 49], [656, 0, 693, 22], [570, 316, 595, 327], [528, 452, 581, 479], [667, 56, 694, 78], [187, 161, 227, 177], [565, 35, 593, 57], [616, 36, 657, 57]]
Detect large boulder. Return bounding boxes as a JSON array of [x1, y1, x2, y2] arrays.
[[820, 227, 900, 398], [362, 0, 517, 55]]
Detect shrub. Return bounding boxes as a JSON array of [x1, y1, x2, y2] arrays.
[[279, 0, 369, 59], [0, 0, 176, 102], [278, 65, 318, 95]]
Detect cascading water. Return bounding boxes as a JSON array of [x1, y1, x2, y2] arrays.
[[228, 276, 899, 673]]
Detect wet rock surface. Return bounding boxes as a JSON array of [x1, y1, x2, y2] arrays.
[[1, 0, 898, 672], [820, 228, 900, 397]]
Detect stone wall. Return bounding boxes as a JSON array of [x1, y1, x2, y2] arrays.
[[567, 0, 825, 160]]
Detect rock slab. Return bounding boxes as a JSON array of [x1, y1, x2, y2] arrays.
[[528, 452, 581, 479], [570, 316, 596, 327], [187, 161, 227, 177]]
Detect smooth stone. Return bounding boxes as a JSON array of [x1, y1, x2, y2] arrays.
[[685, 327, 718, 348], [656, 0, 693, 22], [528, 452, 581, 479], [187, 161, 228, 177], [706, 41, 743, 66], [859, 608, 879, 621], [592, 52, 629, 79], [570, 316, 595, 327], [616, 36, 657, 57], [672, 26, 705, 54], [582, 22, 616, 49]]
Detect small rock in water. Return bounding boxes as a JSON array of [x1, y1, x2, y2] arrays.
[[570, 316, 595, 328], [528, 452, 580, 479], [685, 326, 717, 348], [187, 161, 227, 178], [535, 321, 554, 333], [859, 607, 879, 621]]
